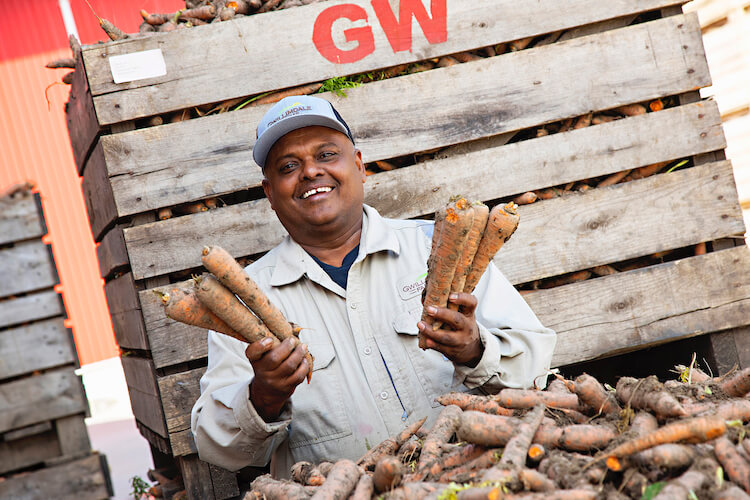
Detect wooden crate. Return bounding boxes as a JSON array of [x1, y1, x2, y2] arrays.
[[66, 1, 749, 498], [0, 188, 112, 498]]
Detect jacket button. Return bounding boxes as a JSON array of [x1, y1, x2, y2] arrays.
[[380, 392, 388, 400], [363, 347, 372, 355], [350, 302, 357, 309]]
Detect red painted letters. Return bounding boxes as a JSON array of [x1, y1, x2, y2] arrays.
[[313, 0, 448, 64]]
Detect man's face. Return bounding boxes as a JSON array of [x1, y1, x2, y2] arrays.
[[261, 126, 366, 237]]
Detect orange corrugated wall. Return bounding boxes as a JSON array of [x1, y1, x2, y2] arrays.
[[0, 0, 183, 365]]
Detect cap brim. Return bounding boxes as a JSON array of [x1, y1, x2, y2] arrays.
[[253, 114, 351, 169]]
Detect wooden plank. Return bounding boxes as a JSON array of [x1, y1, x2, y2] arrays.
[[65, 54, 100, 175], [209, 464, 240, 500], [136, 419, 171, 455], [0, 368, 88, 434], [528, 246, 750, 367], [170, 428, 198, 457], [0, 318, 76, 381], [102, 14, 710, 218], [83, 0, 685, 124], [178, 455, 216, 500], [0, 240, 58, 299], [96, 225, 129, 279], [121, 355, 168, 437], [0, 193, 45, 245], [55, 414, 92, 460], [126, 100, 727, 281], [0, 452, 112, 500], [2, 421, 53, 441], [0, 290, 64, 330], [158, 368, 203, 435], [496, 161, 745, 284], [0, 427, 61, 475], [82, 142, 118, 242], [104, 272, 148, 351]]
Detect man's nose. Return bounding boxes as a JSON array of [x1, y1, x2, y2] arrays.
[[300, 158, 325, 178]]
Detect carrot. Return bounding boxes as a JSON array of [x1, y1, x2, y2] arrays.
[[534, 423, 616, 452], [716, 485, 750, 500], [159, 287, 248, 344], [179, 5, 216, 20], [649, 99, 664, 112], [373, 456, 403, 493], [358, 417, 426, 470], [257, 0, 284, 13], [715, 437, 750, 493], [538, 270, 592, 289], [437, 56, 460, 68], [453, 51, 483, 63], [629, 161, 668, 181], [447, 203, 489, 310], [249, 474, 312, 499], [495, 404, 546, 469], [597, 169, 632, 188], [591, 114, 619, 125], [457, 411, 518, 446], [457, 488, 596, 500], [652, 466, 712, 500], [528, 443, 546, 463], [536, 127, 550, 137], [616, 376, 686, 418], [386, 482, 448, 500], [591, 264, 617, 276], [614, 103, 647, 116], [374, 160, 397, 171], [98, 17, 128, 41], [439, 449, 502, 483], [510, 36, 534, 51], [550, 407, 589, 424], [694, 241, 707, 256], [519, 468, 556, 492], [193, 274, 275, 345], [436, 392, 514, 416], [140, 10, 170, 25], [178, 201, 208, 214], [310, 459, 361, 500], [719, 367, 750, 397], [219, 7, 237, 21], [573, 374, 621, 415], [463, 202, 520, 294], [46, 58, 76, 69], [631, 443, 695, 471], [158, 207, 173, 220], [291, 461, 326, 486], [513, 191, 538, 205], [426, 443, 485, 479], [398, 436, 421, 462], [573, 113, 593, 129], [203, 197, 220, 209], [421, 199, 474, 339], [630, 411, 659, 436], [228, 0, 258, 15], [249, 83, 324, 107], [350, 473, 374, 500], [317, 461, 334, 476], [495, 388, 581, 410], [605, 415, 725, 463], [417, 405, 463, 473]]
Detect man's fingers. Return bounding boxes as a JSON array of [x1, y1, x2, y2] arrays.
[[448, 292, 478, 314], [245, 336, 276, 362], [423, 305, 466, 331], [273, 343, 307, 379]]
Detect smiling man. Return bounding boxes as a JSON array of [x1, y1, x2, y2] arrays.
[[191, 96, 556, 477]]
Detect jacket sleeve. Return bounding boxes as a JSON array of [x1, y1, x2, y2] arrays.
[[190, 330, 290, 471], [453, 262, 557, 392]]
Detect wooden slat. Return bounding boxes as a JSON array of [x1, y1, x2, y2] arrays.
[[171, 428, 197, 457], [121, 355, 167, 437], [0, 240, 58, 299], [104, 272, 148, 351], [496, 161, 745, 284], [0, 368, 88, 434], [2, 421, 53, 441], [534, 246, 750, 366], [83, 0, 685, 125], [209, 463, 240, 500], [0, 453, 112, 500], [0, 193, 44, 245], [0, 290, 64, 330], [66, 54, 100, 175], [0, 428, 61, 475], [158, 368, 203, 436], [178, 455, 216, 500], [96, 225, 129, 279], [55, 414, 92, 461], [125, 99, 727, 281], [0, 318, 76, 381], [82, 142, 118, 241], [100, 14, 710, 219]]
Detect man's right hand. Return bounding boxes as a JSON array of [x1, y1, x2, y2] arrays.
[[246, 336, 309, 422]]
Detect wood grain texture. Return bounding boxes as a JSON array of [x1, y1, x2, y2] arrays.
[[170, 428, 198, 456], [0, 290, 64, 330], [96, 225, 129, 279], [121, 355, 167, 437], [0, 368, 88, 434], [158, 368, 203, 436], [0, 318, 76, 381], [104, 272, 148, 351], [0, 193, 45, 245], [178, 455, 216, 500], [102, 14, 710, 218], [0, 240, 59, 299], [0, 428, 61, 475], [125, 100, 727, 281], [531, 246, 750, 367], [82, 142, 118, 241], [496, 161, 745, 284], [66, 55, 100, 175], [2, 421, 53, 441], [0, 452, 112, 500], [83, 0, 684, 125], [209, 463, 240, 500], [55, 414, 92, 460]]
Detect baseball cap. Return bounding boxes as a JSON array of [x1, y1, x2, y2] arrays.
[[253, 95, 355, 169]]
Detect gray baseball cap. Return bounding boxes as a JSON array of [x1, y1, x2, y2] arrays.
[[253, 95, 355, 169]]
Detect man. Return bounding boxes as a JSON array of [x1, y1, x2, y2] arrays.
[[191, 95, 556, 477]]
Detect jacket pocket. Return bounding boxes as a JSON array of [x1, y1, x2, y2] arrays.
[[391, 310, 457, 408], [287, 342, 352, 449]]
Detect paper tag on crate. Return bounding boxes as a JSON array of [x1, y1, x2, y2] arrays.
[[109, 49, 167, 84]]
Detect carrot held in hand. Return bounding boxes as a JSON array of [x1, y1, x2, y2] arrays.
[[447, 202, 489, 313], [157, 287, 247, 344]]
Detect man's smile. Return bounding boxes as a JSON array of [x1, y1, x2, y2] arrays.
[[299, 185, 335, 200]]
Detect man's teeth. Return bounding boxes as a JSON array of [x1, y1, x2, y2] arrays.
[[301, 187, 332, 199]]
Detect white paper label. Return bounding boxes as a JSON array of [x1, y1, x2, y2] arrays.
[[109, 49, 167, 84]]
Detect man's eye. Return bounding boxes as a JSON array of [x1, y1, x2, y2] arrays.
[[320, 151, 337, 160], [280, 163, 297, 172]]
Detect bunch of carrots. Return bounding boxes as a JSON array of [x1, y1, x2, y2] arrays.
[[420, 197, 520, 346], [158, 245, 314, 380], [248, 366, 750, 499]]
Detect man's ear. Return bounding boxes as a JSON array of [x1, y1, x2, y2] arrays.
[[262, 178, 275, 210], [354, 149, 366, 183]]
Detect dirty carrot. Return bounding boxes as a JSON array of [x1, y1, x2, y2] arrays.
[[719, 367, 750, 397], [418, 405, 463, 473], [527, 443, 546, 463], [714, 437, 750, 493], [597, 169, 632, 188], [510, 36, 534, 51], [513, 191, 538, 205], [496, 388, 581, 410], [250, 474, 312, 499], [439, 449, 502, 483], [257, 0, 284, 13], [498, 404, 546, 469], [649, 99, 664, 112], [436, 392, 513, 416], [157, 208, 172, 220], [426, 443, 485, 479], [631, 443, 695, 471], [46, 58, 76, 69], [159, 287, 248, 344], [358, 417, 426, 470], [375, 160, 397, 171], [193, 274, 275, 345], [463, 202, 520, 294], [616, 376, 686, 418], [179, 5, 216, 20], [535, 423, 616, 452], [519, 468, 556, 492], [350, 473, 374, 500], [373, 456, 403, 493], [573, 113, 593, 129], [291, 461, 326, 486], [448, 202, 489, 310], [652, 466, 712, 499], [140, 10, 170, 25], [310, 459, 361, 500], [573, 373, 621, 415], [614, 103, 647, 116]]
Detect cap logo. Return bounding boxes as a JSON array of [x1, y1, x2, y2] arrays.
[[267, 104, 313, 128], [281, 101, 303, 113]]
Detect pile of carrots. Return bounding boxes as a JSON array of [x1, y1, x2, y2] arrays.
[[158, 245, 314, 380], [420, 197, 519, 346], [247, 366, 750, 499]]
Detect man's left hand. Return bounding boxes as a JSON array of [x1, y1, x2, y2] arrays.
[[418, 293, 483, 366]]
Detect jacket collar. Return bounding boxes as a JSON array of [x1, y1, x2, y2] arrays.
[[269, 204, 400, 287]]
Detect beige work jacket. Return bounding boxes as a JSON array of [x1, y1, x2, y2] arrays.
[[191, 205, 556, 476]]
